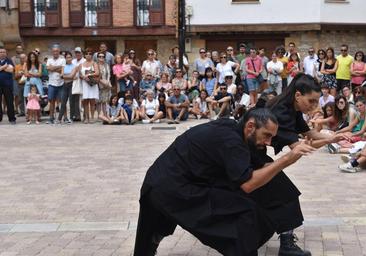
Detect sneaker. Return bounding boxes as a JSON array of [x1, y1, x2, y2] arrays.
[[46, 119, 54, 124], [167, 120, 175, 125], [327, 143, 340, 154], [197, 115, 201, 120], [27, 121, 31, 125], [338, 162, 360, 173], [340, 154, 352, 163], [35, 121, 40, 125], [142, 119, 150, 124], [174, 119, 180, 124], [54, 120, 61, 125], [153, 119, 160, 123]]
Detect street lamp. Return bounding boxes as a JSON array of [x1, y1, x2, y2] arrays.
[[178, 0, 186, 70]]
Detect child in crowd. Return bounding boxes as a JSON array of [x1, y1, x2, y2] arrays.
[[99, 95, 125, 125], [122, 95, 139, 124], [189, 90, 209, 119], [26, 85, 41, 125], [310, 102, 337, 131], [157, 92, 167, 119], [122, 54, 137, 91]]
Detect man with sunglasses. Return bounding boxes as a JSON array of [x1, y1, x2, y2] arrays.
[[336, 44, 354, 91], [206, 83, 233, 120], [165, 86, 189, 124], [303, 47, 318, 77], [92, 42, 114, 66]]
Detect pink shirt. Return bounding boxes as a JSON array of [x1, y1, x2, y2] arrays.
[[113, 64, 123, 76], [351, 62, 366, 85], [245, 56, 262, 79]]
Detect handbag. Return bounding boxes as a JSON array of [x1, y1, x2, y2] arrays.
[[72, 78, 82, 95], [99, 79, 112, 89]]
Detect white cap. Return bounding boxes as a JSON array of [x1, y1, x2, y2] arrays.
[[74, 47, 82, 52]]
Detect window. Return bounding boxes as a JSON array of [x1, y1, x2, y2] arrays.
[[33, 0, 59, 27], [136, 0, 164, 26], [84, 0, 111, 27], [34, 0, 45, 27]]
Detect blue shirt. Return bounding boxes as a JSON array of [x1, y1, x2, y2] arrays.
[[0, 58, 14, 83], [63, 63, 76, 75], [140, 79, 157, 90], [202, 78, 216, 96], [168, 94, 188, 104]]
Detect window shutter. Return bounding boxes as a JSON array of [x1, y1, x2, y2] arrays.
[[19, 0, 33, 27], [70, 0, 85, 27], [97, 0, 111, 27], [149, 0, 164, 26], [46, 0, 60, 27]]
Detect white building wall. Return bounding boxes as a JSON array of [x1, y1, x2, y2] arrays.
[[187, 0, 366, 25]]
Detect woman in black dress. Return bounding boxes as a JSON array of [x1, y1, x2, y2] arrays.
[[252, 73, 350, 256]]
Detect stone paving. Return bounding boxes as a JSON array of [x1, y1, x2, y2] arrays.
[[0, 117, 366, 256]]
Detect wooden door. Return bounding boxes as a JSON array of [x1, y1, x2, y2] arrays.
[[125, 40, 158, 63]]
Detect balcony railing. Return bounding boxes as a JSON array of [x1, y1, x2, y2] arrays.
[[85, 0, 111, 27]]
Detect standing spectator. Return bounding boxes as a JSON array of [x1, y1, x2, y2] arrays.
[[26, 85, 41, 125], [321, 47, 338, 96], [336, 44, 353, 91], [97, 51, 112, 120], [226, 46, 238, 63], [156, 72, 172, 94], [303, 47, 318, 77], [57, 51, 77, 124], [314, 49, 326, 83], [319, 84, 335, 108], [71, 47, 85, 122], [171, 68, 188, 94], [216, 52, 239, 84], [286, 52, 302, 84], [165, 54, 178, 81], [165, 86, 189, 124], [267, 52, 284, 95], [258, 47, 269, 91], [113, 54, 133, 93], [140, 90, 163, 123], [245, 48, 263, 106], [350, 51, 366, 89], [11, 44, 24, 66], [79, 48, 99, 124], [194, 48, 214, 79], [172, 46, 189, 75], [211, 51, 220, 67], [236, 43, 247, 64], [46, 45, 65, 124], [200, 67, 217, 97], [0, 46, 16, 124], [14, 53, 27, 116], [128, 49, 141, 67], [128, 49, 142, 100], [142, 49, 160, 80], [276, 46, 289, 90], [206, 83, 232, 119], [284, 42, 301, 61], [92, 42, 114, 66]]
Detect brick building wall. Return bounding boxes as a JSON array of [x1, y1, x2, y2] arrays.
[[113, 0, 134, 27]]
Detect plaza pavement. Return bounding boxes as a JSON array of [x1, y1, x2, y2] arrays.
[[0, 117, 366, 256]]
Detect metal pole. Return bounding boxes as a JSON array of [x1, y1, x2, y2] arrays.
[[178, 0, 186, 70]]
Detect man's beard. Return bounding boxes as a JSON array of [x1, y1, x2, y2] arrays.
[[247, 131, 265, 150]]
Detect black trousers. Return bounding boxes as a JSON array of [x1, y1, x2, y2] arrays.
[[58, 82, 72, 121], [0, 82, 16, 122]]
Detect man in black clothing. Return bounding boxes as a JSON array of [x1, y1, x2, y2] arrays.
[[134, 108, 315, 256], [0, 46, 16, 124]]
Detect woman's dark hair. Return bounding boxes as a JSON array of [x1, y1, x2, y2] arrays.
[[334, 95, 349, 123], [317, 49, 326, 58], [27, 51, 40, 71], [158, 92, 166, 104], [354, 51, 365, 60], [109, 95, 118, 107], [117, 91, 125, 101], [199, 89, 208, 98], [29, 84, 38, 93], [238, 107, 278, 129], [64, 51, 72, 58], [204, 67, 213, 79], [355, 96, 366, 105], [267, 73, 321, 108], [325, 47, 336, 63], [323, 102, 335, 119], [289, 52, 300, 62], [275, 46, 286, 55]]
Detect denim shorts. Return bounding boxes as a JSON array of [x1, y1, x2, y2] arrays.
[[48, 84, 63, 101], [173, 109, 189, 120], [247, 78, 259, 92]]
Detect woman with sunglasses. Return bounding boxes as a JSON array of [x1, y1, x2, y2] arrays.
[[97, 52, 112, 120], [253, 74, 350, 256], [194, 48, 214, 80], [215, 52, 239, 84], [351, 51, 366, 89], [79, 48, 100, 124], [314, 49, 326, 83], [321, 47, 338, 97], [128, 49, 142, 99], [142, 49, 160, 81]]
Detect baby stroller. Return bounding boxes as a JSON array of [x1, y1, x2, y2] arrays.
[[40, 80, 49, 116]]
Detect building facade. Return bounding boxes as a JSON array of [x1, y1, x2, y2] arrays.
[[185, 0, 366, 59], [11, 0, 178, 61]]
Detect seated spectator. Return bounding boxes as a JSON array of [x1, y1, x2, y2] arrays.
[[206, 83, 232, 120], [189, 90, 209, 119], [157, 92, 167, 119], [255, 91, 277, 108], [122, 95, 139, 125], [118, 90, 140, 115], [224, 73, 237, 96], [156, 72, 172, 95], [99, 95, 125, 125], [310, 102, 337, 132], [342, 85, 354, 106], [233, 84, 250, 120], [319, 84, 335, 108], [139, 72, 157, 100], [200, 67, 217, 96], [164, 54, 177, 81], [187, 70, 200, 102], [338, 143, 366, 173], [141, 90, 163, 124], [165, 86, 189, 124], [171, 68, 188, 94]]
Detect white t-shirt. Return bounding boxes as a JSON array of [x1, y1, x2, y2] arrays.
[[142, 98, 159, 116], [266, 61, 284, 81], [303, 55, 318, 77], [195, 98, 208, 113], [227, 83, 237, 95], [47, 57, 66, 87], [142, 60, 160, 77], [319, 95, 334, 108], [239, 93, 250, 107], [216, 61, 236, 83]]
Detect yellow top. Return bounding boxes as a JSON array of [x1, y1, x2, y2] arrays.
[[336, 55, 353, 80]]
